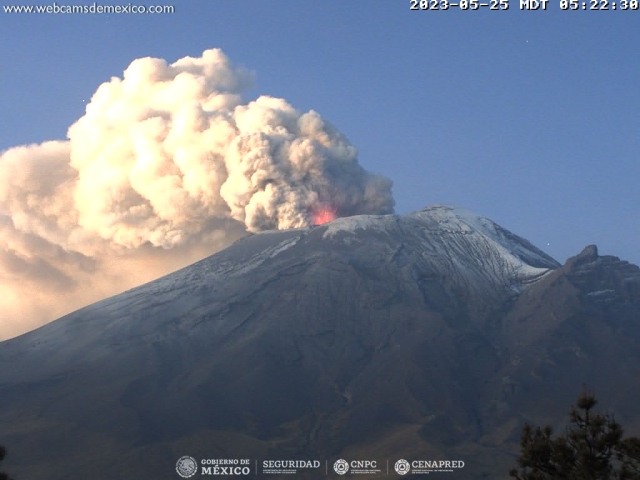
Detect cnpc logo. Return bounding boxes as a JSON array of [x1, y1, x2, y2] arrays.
[[333, 459, 379, 475], [333, 459, 349, 475]]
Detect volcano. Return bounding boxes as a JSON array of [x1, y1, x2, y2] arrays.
[[1, 205, 640, 479]]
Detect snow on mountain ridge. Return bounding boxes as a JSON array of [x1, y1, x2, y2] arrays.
[[321, 214, 391, 238], [4, 204, 560, 351], [114, 205, 558, 308], [321, 204, 558, 271], [315, 205, 558, 297], [415, 205, 559, 267]]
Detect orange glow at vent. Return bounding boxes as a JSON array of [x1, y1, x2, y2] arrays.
[[312, 204, 338, 225]]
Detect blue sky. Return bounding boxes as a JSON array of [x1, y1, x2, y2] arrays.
[[1, 0, 638, 265]]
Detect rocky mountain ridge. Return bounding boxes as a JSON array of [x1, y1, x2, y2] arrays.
[[1, 205, 638, 480]]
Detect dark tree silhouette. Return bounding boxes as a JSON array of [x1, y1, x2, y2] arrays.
[[0, 445, 13, 480], [510, 391, 640, 480]]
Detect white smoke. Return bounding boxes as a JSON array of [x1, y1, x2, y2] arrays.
[[0, 48, 394, 339]]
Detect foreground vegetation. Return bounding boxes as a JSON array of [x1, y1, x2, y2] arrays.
[[510, 391, 640, 479]]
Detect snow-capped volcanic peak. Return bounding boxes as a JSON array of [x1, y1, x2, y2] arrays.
[[414, 205, 559, 268], [415, 204, 496, 234], [404, 205, 559, 285], [319, 204, 559, 293]]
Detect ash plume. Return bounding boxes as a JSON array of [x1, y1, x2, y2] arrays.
[[0, 48, 394, 339]]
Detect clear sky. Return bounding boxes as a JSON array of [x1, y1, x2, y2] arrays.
[[0, 0, 638, 336]]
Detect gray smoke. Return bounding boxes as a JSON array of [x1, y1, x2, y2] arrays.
[[0, 48, 394, 339]]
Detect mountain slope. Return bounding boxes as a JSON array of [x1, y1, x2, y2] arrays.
[[0, 205, 638, 480]]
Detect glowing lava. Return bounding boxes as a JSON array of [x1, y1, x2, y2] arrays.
[[312, 204, 338, 225]]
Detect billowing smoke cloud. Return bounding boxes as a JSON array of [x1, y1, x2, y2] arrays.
[[0, 48, 394, 339]]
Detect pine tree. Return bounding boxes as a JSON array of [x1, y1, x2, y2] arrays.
[[0, 445, 13, 480], [510, 391, 640, 480]]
